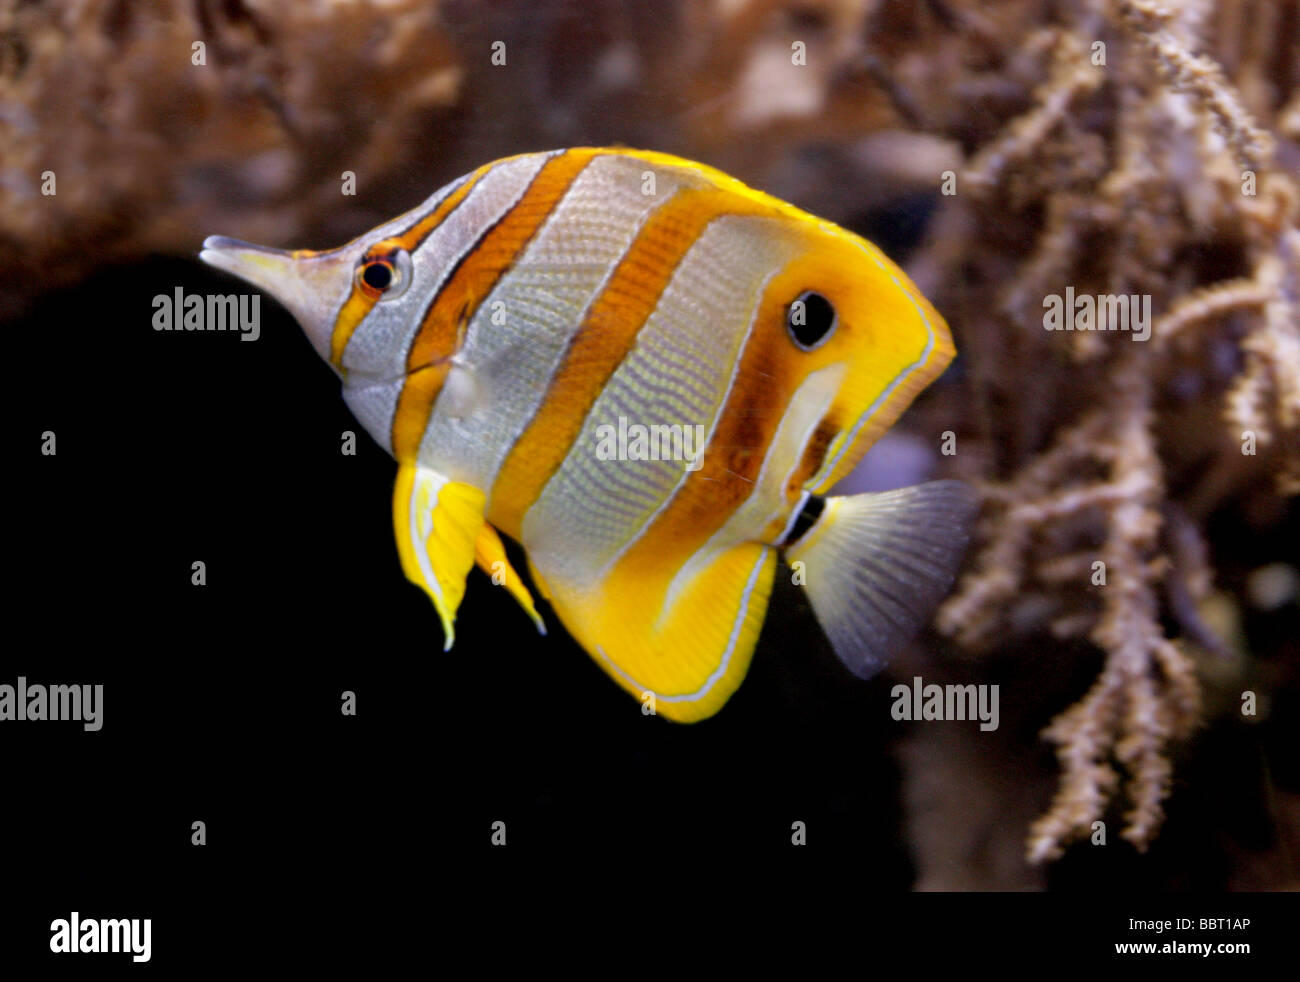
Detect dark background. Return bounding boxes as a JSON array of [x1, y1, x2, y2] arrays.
[[5, 254, 913, 966], [4, 251, 1296, 971]]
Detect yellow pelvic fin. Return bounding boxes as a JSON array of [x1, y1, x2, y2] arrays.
[[392, 463, 486, 651], [532, 542, 777, 723], [474, 524, 546, 635]]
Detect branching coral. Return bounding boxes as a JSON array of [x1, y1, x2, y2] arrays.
[[0, 0, 465, 319], [924, 0, 1298, 860], [936, 351, 1203, 859]]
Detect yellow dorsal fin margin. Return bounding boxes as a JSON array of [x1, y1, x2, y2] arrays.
[[392, 463, 486, 651]]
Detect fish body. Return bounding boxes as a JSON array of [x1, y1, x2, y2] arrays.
[[200, 147, 975, 722]]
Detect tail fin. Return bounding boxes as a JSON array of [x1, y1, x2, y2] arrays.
[[783, 480, 977, 679]]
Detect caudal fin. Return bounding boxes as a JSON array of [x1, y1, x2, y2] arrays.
[[783, 480, 977, 679]]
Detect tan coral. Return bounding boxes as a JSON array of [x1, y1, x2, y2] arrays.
[[927, 0, 1297, 860], [0, 0, 464, 319]]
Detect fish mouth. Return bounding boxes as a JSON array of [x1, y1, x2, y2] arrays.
[[200, 234, 289, 257], [198, 235, 305, 282], [199, 234, 356, 365], [200, 235, 328, 259]]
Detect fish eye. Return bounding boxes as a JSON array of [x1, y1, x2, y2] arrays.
[[357, 246, 412, 300], [362, 261, 392, 290], [786, 291, 836, 350]]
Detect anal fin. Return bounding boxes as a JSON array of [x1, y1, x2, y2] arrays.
[[532, 542, 777, 723], [392, 463, 486, 651]]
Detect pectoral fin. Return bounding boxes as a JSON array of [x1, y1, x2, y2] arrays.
[[392, 463, 486, 650], [474, 524, 546, 635]]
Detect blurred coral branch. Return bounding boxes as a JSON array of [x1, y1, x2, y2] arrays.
[[923, 0, 1297, 859]]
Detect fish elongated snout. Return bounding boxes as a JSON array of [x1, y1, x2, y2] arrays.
[[199, 235, 357, 368]]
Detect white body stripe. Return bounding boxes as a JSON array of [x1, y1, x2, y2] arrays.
[[340, 152, 557, 452], [522, 214, 804, 587], [776, 489, 811, 547], [417, 153, 687, 488], [343, 376, 407, 455]]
